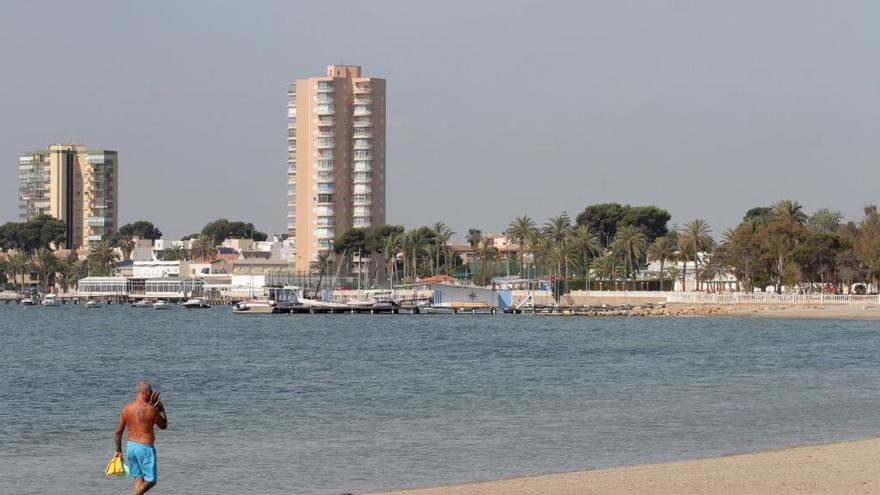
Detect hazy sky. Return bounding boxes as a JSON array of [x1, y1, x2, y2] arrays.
[[1, 1, 878, 241]]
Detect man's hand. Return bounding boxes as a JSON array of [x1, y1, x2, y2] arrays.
[[114, 451, 122, 458], [155, 400, 164, 412], [148, 390, 160, 407]]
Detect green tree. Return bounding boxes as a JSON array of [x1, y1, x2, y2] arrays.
[[475, 236, 499, 286], [576, 203, 670, 247], [543, 213, 572, 294], [505, 215, 535, 278], [190, 235, 218, 262], [569, 224, 602, 288], [1, 215, 67, 252], [87, 242, 120, 276], [678, 219, 715, 291], [201, 219, 267, 243], [647, 233, 678, 289], [466, 229, 482, 249], [163, 245, 191, 261], [32, 248, 59, 293], [431, 222, 454, 275], [807, 208, 844, 234], [6, 252, 30, 291], [772, 199, 808, 225], [758, 218, 806, 292], [117, 221, 162, 240], [55, 254, 80, 293], [611, 225, 648, 290]]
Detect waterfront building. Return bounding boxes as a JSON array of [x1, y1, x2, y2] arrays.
[[18, 144, 118, 248], [287, 64, 386, 269]]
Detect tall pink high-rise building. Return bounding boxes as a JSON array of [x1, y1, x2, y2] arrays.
[[287, 65, 386, 269]]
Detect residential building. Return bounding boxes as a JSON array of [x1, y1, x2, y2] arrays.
[[18, 144, 118, 248], [287, 64, 386, 269]]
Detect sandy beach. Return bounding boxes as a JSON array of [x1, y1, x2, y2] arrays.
[[373, 437, 880, 495]]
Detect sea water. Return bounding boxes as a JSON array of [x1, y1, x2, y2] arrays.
[[1, 305, 879, 494]]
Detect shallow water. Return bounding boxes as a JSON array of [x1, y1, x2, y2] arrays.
[[1, 305, 879, 494]]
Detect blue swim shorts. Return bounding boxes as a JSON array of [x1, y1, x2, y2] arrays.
[[126, 440, 157, 482]]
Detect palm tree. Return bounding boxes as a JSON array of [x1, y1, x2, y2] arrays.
[[55, 254, 80, 293], [475, 236, 499, 285], [591, 252, 622, 291], [118, 238, 136, 261], [7, 251, 30, 292], [87, 242, 120, 277], [611, 225, 648, 290], [569, 224, 602, 289], [423, 244, 437, 276], [310, 251, 333, 293], [384, 233, 401, 286], [772, 199, 807, 225], [431, 222, 454, 275], [404, 229, 429, 281], [647, 233, 678, 290], [505, 215, 535, 278], [190, 235, 217, 262], [163, 245, 191, 261], [543, 213, 572, 293], [678, 219, 714, 291], [32, 248, 59, 293], [523, 227, 543, 279]]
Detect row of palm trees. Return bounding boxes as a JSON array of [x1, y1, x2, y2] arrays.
[[3, 243, 121, 293]]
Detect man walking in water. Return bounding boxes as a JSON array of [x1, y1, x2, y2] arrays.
[[114, 381, 168, 494]]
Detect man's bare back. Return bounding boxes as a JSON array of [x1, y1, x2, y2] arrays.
[[114, 381, 168, 495]]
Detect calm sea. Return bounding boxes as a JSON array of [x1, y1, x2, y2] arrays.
[[1, 305, 879, 494]]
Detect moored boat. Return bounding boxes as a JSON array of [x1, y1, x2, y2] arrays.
[[132, 300, 153, 308], [153, 300, 173, 310], [232, 300, 278, 314], [19, 297, 37, 306], [85, 300, 103, 308], [41, 294, 62, 306], [182, 298, 210, 309]]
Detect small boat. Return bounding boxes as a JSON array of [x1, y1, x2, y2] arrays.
[[133, 300, 153, 308], [182, 298, 210, 309], [232, 300, 278, 314], [420, 306, 457, 315], [20, 297, 37, 306], [41, 294, 62, 306], [85, 300, 103, 308], [153, 300, 173, 310]]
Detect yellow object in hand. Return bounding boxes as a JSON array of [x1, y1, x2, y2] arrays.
[[104, 455, 126, 477]]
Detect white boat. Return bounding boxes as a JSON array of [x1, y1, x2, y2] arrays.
[[41, 294, 62, 306], [85, 300, 103, 308], [299, 298, 348, 310], [232, 300, 278, 314], [133, 300, 153, 308], [20, 297, 37, 306], [153, 300, 173, 310], [182, 298, 210, 309]]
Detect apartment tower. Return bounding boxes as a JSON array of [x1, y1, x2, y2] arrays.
[[18, 144, 118, 248], [287, 64, 386, 269]]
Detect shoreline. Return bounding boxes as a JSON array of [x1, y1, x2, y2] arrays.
[[661, 303, 880, 319], [372, 436, 880, 494]]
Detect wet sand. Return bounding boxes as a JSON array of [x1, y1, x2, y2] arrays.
[[373, 437, 880, 495]]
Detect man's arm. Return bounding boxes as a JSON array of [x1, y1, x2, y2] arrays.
[[154, 401, 168, 430], [114, 412, 126, 455]]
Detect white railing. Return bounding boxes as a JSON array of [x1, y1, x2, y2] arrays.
[[666, 292, 880, 305]]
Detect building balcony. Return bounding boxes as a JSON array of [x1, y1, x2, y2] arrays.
[[288, 222, 296, 230], [354, 85, 370, 93], [353, 120, 372, 127], [87, 216, 112, 226], [287, 211, 296, 218], [352, 130, 372, 138], [353, 109, 372, 116], [353, 142, 372, 150], [88, 235, 104, 242], [316, 207, 335, 216], [353, 98, 371, 105]]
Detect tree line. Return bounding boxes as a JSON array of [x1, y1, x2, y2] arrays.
[[328, 200, 880, 295]]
